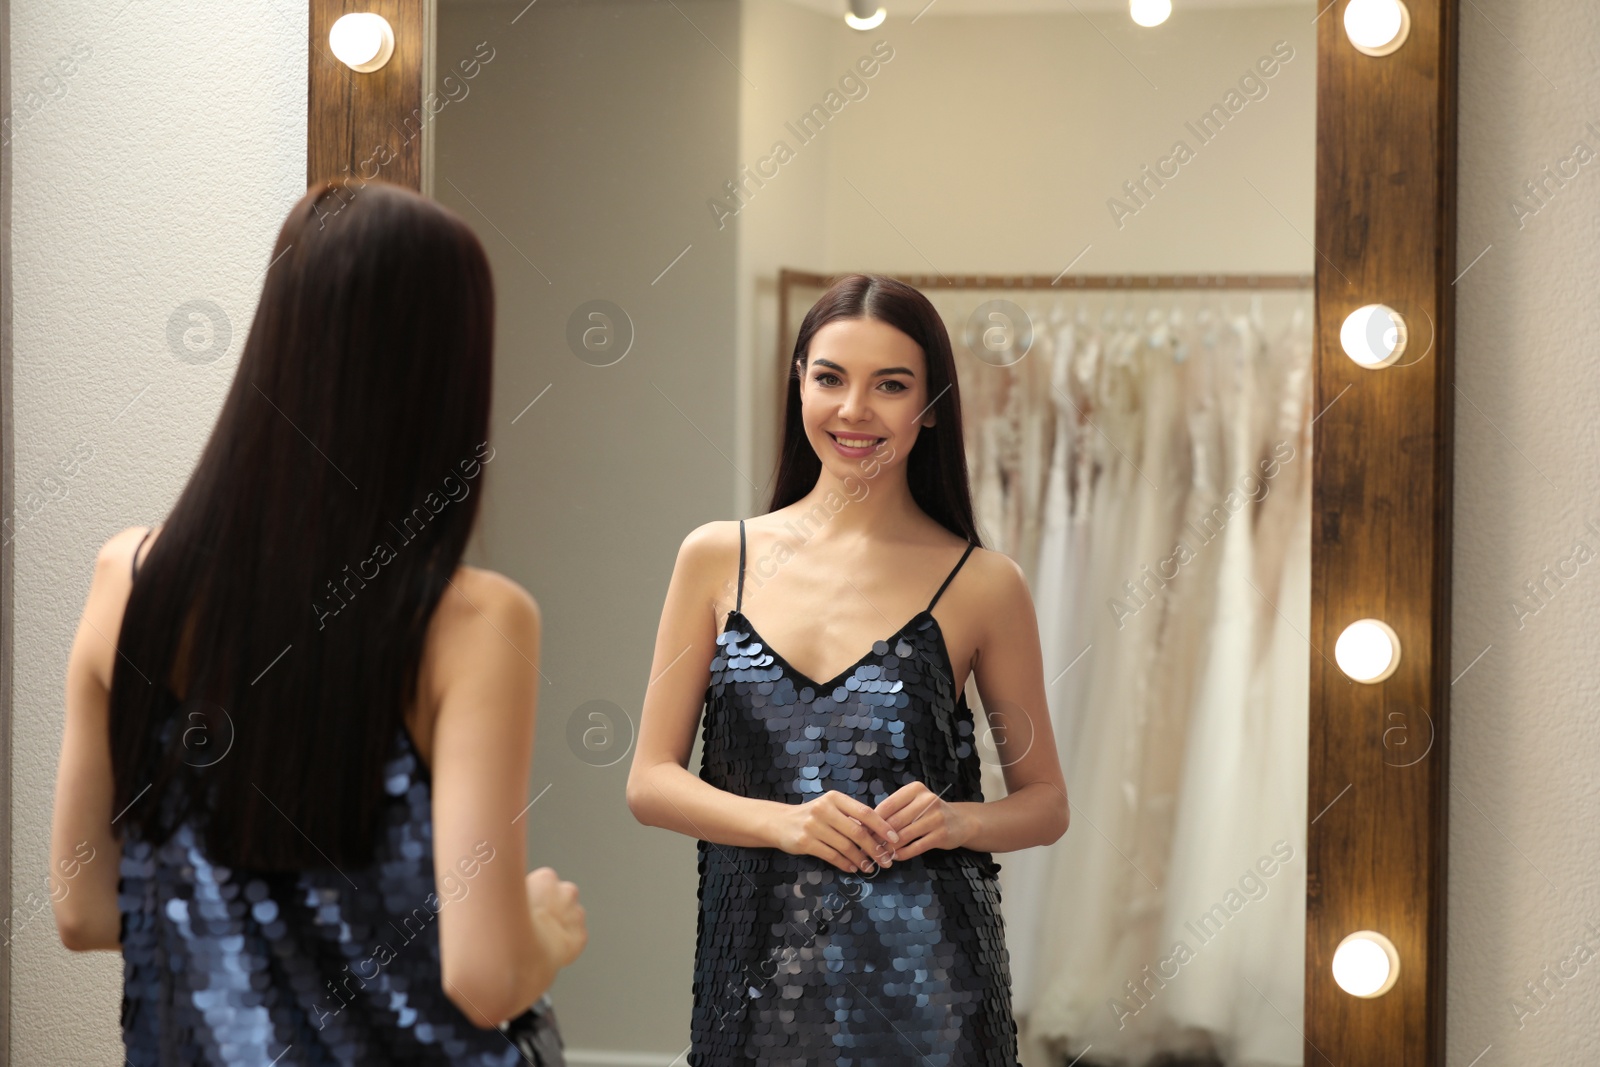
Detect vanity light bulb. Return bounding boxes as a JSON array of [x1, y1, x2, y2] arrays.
[[1332, 931, 1400, 997], [1129, 0, 1173, 27], [329, 13, 396, 73], [1334, 619, 1400, 684], [1343, 0, 1411, 56], [1339, 304, 1407, 368], [844, 1, 887, 30]]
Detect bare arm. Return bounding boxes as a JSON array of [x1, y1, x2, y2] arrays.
[[50, 528, 145, 952], [876, 549, 1069, 859], [625, 522, 898, 870], [953, 550, 1069, 852], [431, 573, 583, 1028], [625, 522, 789, 847]]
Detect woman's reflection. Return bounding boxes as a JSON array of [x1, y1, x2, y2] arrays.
[[627, 274, 1069, 1064]]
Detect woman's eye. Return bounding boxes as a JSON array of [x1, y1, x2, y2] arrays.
[[880, 380, 908, 394], [813, 373, 840, 387]]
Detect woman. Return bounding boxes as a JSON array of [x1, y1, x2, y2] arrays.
[[48, 178, 584, 1065], [627, 274, 1070, 1064]]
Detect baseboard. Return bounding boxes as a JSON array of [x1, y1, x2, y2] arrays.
[[563, 1049, 689, 1067]]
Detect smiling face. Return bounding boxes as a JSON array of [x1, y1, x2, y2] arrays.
[[798, 316, 935, 475]]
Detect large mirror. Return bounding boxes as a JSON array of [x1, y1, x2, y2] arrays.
[[430, 1, 1315, 1063]]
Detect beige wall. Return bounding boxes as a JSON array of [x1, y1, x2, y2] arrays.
[[7, 1, 1596, 1064], [435, 0, 741, 1057], [734, 1, 1316, 510]]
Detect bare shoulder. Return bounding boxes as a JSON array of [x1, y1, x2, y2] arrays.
[[76, 525, 160, 688], [676, 518, 740, 562], [671, 519, 743, 600], [432, 565, 540, 646], [959, 546, 1033, 614], [95, 524, 157, 573], [89, 524, 162, 607], [416, 566, 542, 737]]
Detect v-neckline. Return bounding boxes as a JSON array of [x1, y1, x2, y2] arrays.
[[725, 607, 960, 696]]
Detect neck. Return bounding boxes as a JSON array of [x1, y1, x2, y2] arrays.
[[788, 461, 923, 541]]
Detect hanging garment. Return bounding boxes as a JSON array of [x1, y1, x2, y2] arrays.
[[1001, 316, 1081, 1021], [1156, 306, 1298, 1063]]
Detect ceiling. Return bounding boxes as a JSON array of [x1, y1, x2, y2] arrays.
[[776, 0, 1310, 13]]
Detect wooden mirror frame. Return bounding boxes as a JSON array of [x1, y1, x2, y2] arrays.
[[306, 1, 1458, 1061]]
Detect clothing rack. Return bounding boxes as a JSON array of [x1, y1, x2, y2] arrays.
[[776, 265, 1314, 381]]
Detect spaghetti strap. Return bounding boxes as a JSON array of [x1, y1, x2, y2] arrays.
[[736, 519, 746, 612], [927, 541, 976, 611], [131, 525, 154, 581]]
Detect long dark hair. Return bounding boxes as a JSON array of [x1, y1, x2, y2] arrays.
[[767, 274, 982, 545], [108, 178, 495, 870]]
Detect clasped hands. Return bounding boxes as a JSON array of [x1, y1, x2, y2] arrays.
[[772, 782, 972, 875]]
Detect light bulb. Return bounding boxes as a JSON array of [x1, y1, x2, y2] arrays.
[[845, 1, 887, 30], [1334, 619, 1400, 684], [1344, 0, 1411, 56], [329, 13, 396, 73], [1332, 930, 1400, 997], [1339, 304, 1407, 368], [1130, 0, 1173, 27]]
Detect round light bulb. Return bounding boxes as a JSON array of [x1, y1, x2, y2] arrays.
[[1344, 0, 1411, 56], [1332, 930, 1400, 997], [1130, 0, 1173, 26], [329, 13, 396, 73], [844, 4, 887, 30], [1335, 618, 1401, 684], [1339, 304, 1407, 368]]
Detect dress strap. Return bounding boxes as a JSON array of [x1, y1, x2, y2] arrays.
[[927, 541, 976, 611], [131, 525, 154, 581], [736, 519, 746, 612]]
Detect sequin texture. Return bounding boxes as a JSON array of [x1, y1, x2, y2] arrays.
[[117, 718, 551, 1065], [690, 521, 1020, 1065]]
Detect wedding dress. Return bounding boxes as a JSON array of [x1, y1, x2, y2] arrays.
[[1004, 314, 1081, 1022], [1156, 301, 1309, 1065], [908, 286, 1311, 1067], [1024, 314, 1208, 1064]]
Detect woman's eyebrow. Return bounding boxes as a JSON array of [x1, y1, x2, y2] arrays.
[[811, 358, 917, 377]]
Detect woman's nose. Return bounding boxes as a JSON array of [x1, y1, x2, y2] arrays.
[[837, 386, 871, 421]]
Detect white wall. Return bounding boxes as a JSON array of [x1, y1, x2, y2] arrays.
[[1447, 3, 1600, 1062], [7, 3, 308, 1061], [6, 1, 1598, 1064]]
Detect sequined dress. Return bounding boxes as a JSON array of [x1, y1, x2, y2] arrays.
[[690, 520, 1020, 1065], [118, 527, 563, 1066]]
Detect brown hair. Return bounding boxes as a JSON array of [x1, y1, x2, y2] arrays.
[[766, 273, 981, 545], [109, 178, 495, 869]]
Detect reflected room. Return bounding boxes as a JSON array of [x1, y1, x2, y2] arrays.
[[432, 0, 1314, 1063]]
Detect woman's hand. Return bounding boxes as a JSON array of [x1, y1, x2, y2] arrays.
[[524, 868, 587, 970], [769, 790, 900, 875], [874, 781, 974, 861]]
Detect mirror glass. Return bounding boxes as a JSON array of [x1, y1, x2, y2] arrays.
[[431, 1, 1315, 1063]]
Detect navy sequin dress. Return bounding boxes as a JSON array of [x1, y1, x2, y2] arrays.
[[118, 527, 563, 1066], [690, 520, 1020, 1066]]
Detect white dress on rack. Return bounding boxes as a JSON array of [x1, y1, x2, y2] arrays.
[[1023, 317, 1202, 1065], [1157, 305, 1302, 1064], [942, 287, 1312, 1067], [1228, 306, 1311, 1066], [1002, 317, 1079, 1023]]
